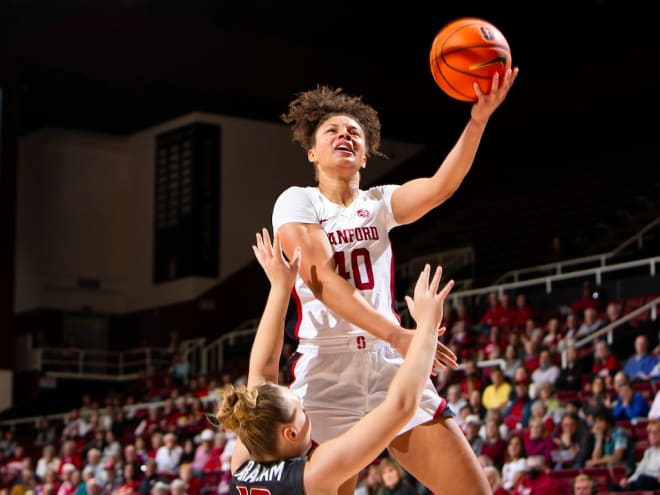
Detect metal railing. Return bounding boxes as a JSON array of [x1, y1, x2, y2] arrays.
[[444, 255, 658, 309], [493, 215, 660, 285], [562, 296, 660, 367], [33, 338, 207, 381]]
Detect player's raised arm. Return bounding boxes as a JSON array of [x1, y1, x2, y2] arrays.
[[247, 228, 300, 388]]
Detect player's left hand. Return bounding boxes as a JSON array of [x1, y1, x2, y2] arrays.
[[471, 66, 519, 125]]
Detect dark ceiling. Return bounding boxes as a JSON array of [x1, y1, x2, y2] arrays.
[[2, 0, 659, 156]]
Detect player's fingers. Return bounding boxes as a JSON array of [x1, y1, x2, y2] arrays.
[[415, 264, 431, 294], [438, 279, 455, 300], [289, 246, 301, 270], [490, 71, 500, 93], [429, 266, 442, 294]]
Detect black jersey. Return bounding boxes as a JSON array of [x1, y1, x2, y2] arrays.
[[231, 456, 306, 495]]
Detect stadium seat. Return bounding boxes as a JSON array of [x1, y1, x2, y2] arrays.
[[550, 468, 580, 495], [581, 467, 610, 490], [608, 464, 627, 486]]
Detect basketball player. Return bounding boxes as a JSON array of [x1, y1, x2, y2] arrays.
[[217, 229, 454, 494], [271, 68, 518, 495]]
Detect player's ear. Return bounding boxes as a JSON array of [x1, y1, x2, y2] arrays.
[[282, 424, 298, 443], [361, 155, 367, 168], [307, 149, 316, 162]]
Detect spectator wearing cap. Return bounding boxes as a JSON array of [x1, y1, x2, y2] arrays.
[[463, 415, 484, 455], [191, 429, 215, 477], [503, 375, 533, 431], [102, 458, 122, 494], [56, 464, 79, 495]]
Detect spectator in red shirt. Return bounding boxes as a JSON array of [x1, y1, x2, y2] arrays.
[[523, 417, 556, 466], [194, 375, 210, 399], [459, 358, 484, 398], [202, 432, 227, 473], [511, 455, 560, 495], [498, 293, 516, 330], [522, 338, 541, 376], [479, 291, 506, 331], [146, 431, 163, 459], [512, 293, 534, 331], [57, 440, 83, 477], [480, 417, 508, 470], [448, 303, 474, 351], [115, 463, 141, 495], [479, 326, 507, 363], [178, 463, 202, 495], [134, 407, 163, 439], [504, 375, 533, 430], [569, 280, 600, 318], [592, 341, 620, 388]]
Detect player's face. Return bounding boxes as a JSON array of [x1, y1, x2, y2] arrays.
[[309, 115, 367, 174], [281, 388, 312, 454]]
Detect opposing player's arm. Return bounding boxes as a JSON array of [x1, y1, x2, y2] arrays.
[[231, 229, 300, 473], [247, 229, 300, 388], [303, 266, 454, 492]]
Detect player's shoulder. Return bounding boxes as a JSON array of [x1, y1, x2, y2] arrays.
[[275, 185, 317, 202], [361, 184, 399, 201]]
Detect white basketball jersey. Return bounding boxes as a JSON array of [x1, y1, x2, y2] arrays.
[[272, 185, 402, 341]]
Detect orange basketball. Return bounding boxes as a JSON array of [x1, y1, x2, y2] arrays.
[[429, 17, 512, 102]]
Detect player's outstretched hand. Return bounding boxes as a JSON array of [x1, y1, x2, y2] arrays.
[[404, 264, 458, 373], [252, 228, 300, 290], [471, 66, 519, 125]]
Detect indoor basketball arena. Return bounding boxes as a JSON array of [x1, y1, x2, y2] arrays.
[[0, 2, 658, 495]]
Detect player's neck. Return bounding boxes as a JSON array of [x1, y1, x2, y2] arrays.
[[318, 180, 359, 207]]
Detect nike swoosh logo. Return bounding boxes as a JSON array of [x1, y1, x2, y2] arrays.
[[319, 218, 330, 224], [469, 56, 507, 70]]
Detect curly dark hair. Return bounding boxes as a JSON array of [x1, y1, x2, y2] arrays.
[[280, 84, 387, 158]]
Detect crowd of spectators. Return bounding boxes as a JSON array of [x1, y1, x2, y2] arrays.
[[0, 285, 657, 495], [0, 365, 243, 495], [427, 286, 659, 494]]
